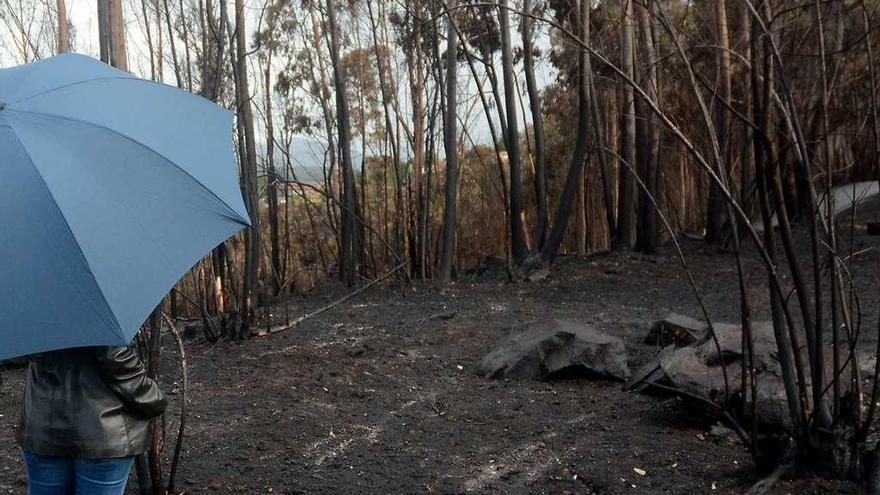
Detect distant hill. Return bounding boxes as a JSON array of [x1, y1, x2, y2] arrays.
[[255, 135, 364, 184]]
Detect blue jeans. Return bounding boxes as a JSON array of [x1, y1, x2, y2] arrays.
[[21, 451, 133, 495]]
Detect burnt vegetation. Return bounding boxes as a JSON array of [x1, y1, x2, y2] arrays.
[[2, 0, 880, 492]]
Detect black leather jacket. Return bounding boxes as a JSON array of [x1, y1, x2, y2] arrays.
[[17, 346, 167, 458]]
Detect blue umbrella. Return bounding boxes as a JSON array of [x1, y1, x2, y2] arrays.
[[0, 54, 251, 360]]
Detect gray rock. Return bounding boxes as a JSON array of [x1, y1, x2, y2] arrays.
[[693, 321, 777, 370], [740, 376, 792, 428], [660, 345, 734, 402], [479, 319, 630, 381], [644, 313, 708, 347], [631, 318, 782, 417], [633, 315, 880, 429], [625, 344, 675, 391]]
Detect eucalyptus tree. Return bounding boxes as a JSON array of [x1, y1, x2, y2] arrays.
[[704, 0, 731, 245], [537, 0, 591, 265], [498, 0, 526, 263], [55, 0, 67, 52], [521, 0, 547, 251], [439, 0, 459, 281], [613, 0, 636, 250], [325, 0, 360, 286], [230, 0, 261, 334]]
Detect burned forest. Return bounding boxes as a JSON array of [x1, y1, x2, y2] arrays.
[[2, 0, 880, 493]]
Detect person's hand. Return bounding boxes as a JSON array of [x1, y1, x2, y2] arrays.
[[95, 346, 167, 418]]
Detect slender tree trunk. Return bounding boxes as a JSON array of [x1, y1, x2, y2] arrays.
[[56, 0, 69, 53], [198, 0, 229, 334], [233, 0, 261, 334], [111, 0, 128, 69], [864, 1, 880, 195], [98, 0, 127, 69], [614, 0, 636, 249], [146, 333, 164, 494], [423, 87, 439, 278], [303, 3, 338, 244], [499, 0, 526, 264], [141, 0, 157, 80], [180, 0, 193, 89], [635, 1, 660, 254], [354, 25, 369, 276], [265, 50, 282, 295], [456, 25, 509, 232], [540, 0, 590, 265], [326, 0, 359, 286], [751, 18, 804, 436], [162, 0, 182, 87], [367, 0, 406, 267], [739, 0, 753, 208], [590, 70, 615, 245], [705, 0, 731, 244], [439, 0, 459, 281], [576, 171, 586, 255], [812, 0, 834, 428], [406, 0, 427, 278], [522, 0, 547, 251], [479, 39, 508, 144], [154, 0, 163, 82]]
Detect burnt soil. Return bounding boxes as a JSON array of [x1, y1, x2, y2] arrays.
[[1, 215, 878, 494]]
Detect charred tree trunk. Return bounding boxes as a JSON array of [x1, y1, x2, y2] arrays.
[[522, 0, 547, 251], [614, 0, 636, 250], [634, 0, 661, 254], [367, 0, 406, 268], [233, 0, 261, 335], [499, 0, 526, 264], [439, 0, 459, 281], [326, 0, 359, 286], [406, 0, 427, 278], [705, 0, 731, 245], [539, 0, 590, 265], [265, 49, 282, 295]]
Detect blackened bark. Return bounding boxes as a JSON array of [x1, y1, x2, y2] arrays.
[[439, 0, 459, 280], [540, 0, 590, 265], [522, 0, 547, 251], [326, 0, 359, 286], [499, 0, 526, 264]]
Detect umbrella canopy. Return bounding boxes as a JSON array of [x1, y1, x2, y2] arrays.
[[0, 54, 250, 360]]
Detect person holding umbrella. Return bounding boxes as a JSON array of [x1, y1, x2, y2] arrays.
[[17, 347, 166, 494], [0, 54, 251, 493]]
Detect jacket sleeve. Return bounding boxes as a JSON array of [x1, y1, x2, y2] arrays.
[[95, 346, 168, 418]]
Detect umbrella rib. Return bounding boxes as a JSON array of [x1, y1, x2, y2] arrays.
[[2, 123, 128, 344], [7, 108, 250, 227], [9, 76, 136, 105]]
